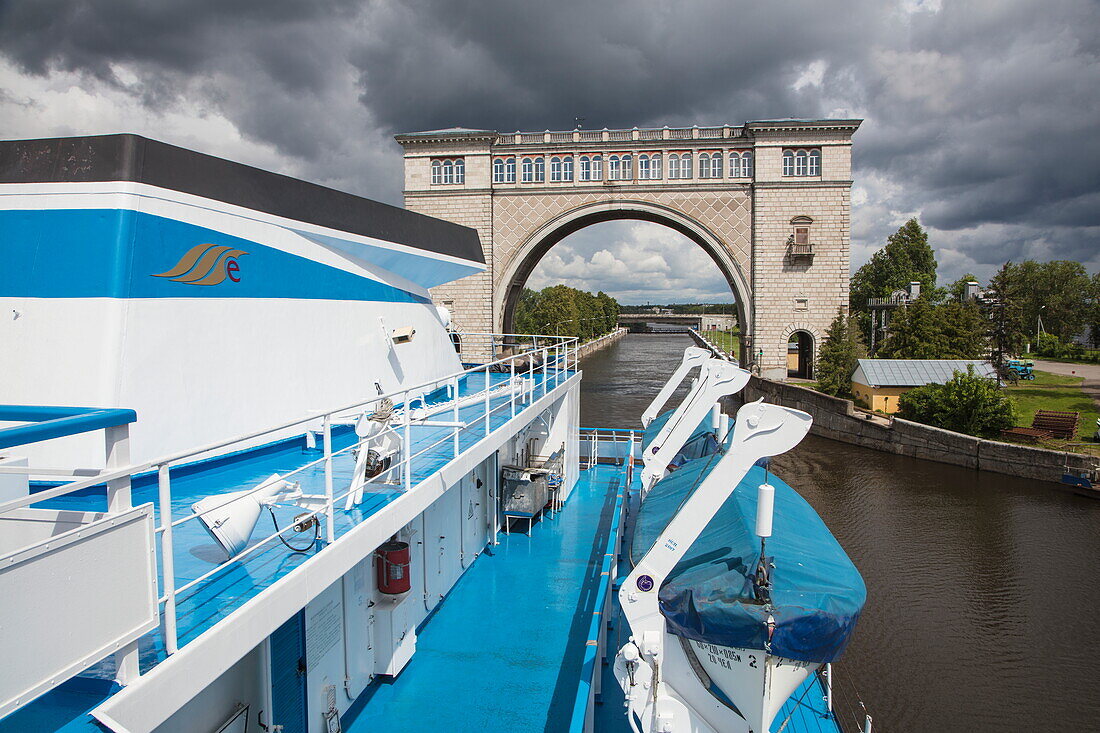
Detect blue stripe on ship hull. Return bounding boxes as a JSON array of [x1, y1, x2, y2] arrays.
[[0, 208, 432, 303]]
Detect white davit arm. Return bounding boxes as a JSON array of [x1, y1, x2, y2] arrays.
[[640, 346, 711, 428], [618, 400, 812, 732], [639, 358, 750, 493]]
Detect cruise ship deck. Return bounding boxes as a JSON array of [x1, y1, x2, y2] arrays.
[[341, 457, 840, 733], [0, 362, 577, 733]]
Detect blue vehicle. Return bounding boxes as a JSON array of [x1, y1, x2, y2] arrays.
[[1006, 359, 1036, 381]]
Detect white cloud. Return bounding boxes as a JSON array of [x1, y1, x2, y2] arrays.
[[792, 60, 827, 91], [526, 221, 735, 304]]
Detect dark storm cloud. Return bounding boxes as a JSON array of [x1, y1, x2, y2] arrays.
[[1, 0, 1098, 281]]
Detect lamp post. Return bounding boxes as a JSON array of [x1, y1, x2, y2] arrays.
[[1036, 305, 1046, 352]]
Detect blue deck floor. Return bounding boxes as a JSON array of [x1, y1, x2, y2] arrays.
[[344, 462, 630, 732]]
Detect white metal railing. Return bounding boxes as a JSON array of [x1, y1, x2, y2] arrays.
[[572, 427, 637, 732], [0, 332, 579, 670], [689, 327, 738, 365], [494, 125, 744, 146]]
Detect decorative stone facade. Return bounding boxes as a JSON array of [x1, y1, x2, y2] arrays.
[[395, 120, 860, 379]]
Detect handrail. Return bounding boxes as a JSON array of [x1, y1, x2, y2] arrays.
[[569, 429, 636, 733], [1, 332, 580, 671], [0, 405, 137, 450], [0, 335, 578, 516]]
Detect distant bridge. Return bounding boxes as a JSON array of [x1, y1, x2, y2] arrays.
[[617, 313, 738, 333]]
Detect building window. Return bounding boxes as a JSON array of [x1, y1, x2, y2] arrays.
[[668, 154, 679, 179], [591, 155, 602, 181], [638, 153, 662, 180], [431, 157, 464, 185], [494, 157, 516, 184], [534, 156, 545, 182], [784, 148, 820, 177], [730, 150, 753, 178], [680, 152, 692, 179], [550, 156, 563, 182], [562, 155, 573, 181], [429, 157, 464, 183], [521, 157, 534, 183], [621, 154, 632, 179], [699, 152, 722, 178], [609, 155, 621, 180], [579, 156, 591, 181]]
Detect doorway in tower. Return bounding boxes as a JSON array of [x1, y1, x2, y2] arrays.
[[787, 331, 814, 379]]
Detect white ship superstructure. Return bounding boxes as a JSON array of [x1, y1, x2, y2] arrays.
[[0, 135, 865, 733]]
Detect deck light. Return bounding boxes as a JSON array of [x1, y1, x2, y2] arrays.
[[191, 473, 302, 558]]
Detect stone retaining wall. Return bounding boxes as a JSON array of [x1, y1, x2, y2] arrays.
[[730, 375, 1099, 486], [576, 328, 627, 360]]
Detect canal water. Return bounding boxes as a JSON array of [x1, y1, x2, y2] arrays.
[[580, 332, 1100, 732]]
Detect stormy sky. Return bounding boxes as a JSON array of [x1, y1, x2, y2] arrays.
[[2, 0, 1098, 303]]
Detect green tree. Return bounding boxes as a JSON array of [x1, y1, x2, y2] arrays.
[[816, 309, 866, 397], [877, 297, 945, 359], [850, 218, 939, 313], [994, 260, 1092, 344], [896, 366, 1015, 437], [1089, 272, 1100, 348], [946, 273, 979, 303], [512, 285, 621, 340], [984, 263, 1026, 370], [938, 301, 988, 358]]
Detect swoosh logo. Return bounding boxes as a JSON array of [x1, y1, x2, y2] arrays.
[[153, 243, 248, 285]]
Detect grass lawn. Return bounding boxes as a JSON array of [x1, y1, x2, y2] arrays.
[[705, 329, 740, 358], [1005, 369, 1100, 443]]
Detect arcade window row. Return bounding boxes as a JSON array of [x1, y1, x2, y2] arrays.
[[430, 148, 821, 185]]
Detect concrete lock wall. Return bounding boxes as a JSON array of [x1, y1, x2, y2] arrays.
[[729, 376, 1099, 487]]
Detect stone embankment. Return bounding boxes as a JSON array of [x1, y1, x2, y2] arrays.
[[576, 328, 627, 360], [689, 328, 1099, 486], [733, 376, 1098, 487]]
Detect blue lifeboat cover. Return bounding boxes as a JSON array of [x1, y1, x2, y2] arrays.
[[630, 454, 866, 663], [643, 409, 721, 466]]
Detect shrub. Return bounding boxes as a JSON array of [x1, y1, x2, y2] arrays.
[[896, 366, 1016, 438], [1036, 332, 1065, 358]]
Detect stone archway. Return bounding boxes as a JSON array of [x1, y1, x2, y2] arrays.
[[395, 120, 859, 379], [495, 200, 752, 363]]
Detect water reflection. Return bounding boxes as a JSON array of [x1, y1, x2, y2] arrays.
[[579, 333, 1100, 731]]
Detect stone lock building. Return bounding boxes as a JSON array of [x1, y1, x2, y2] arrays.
[[396, 120, 860, 379]]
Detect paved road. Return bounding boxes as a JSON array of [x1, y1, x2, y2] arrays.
[[1031, 359, 1100, 411]]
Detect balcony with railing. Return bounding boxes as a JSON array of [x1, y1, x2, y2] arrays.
[[786, 235, 815, 262]]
